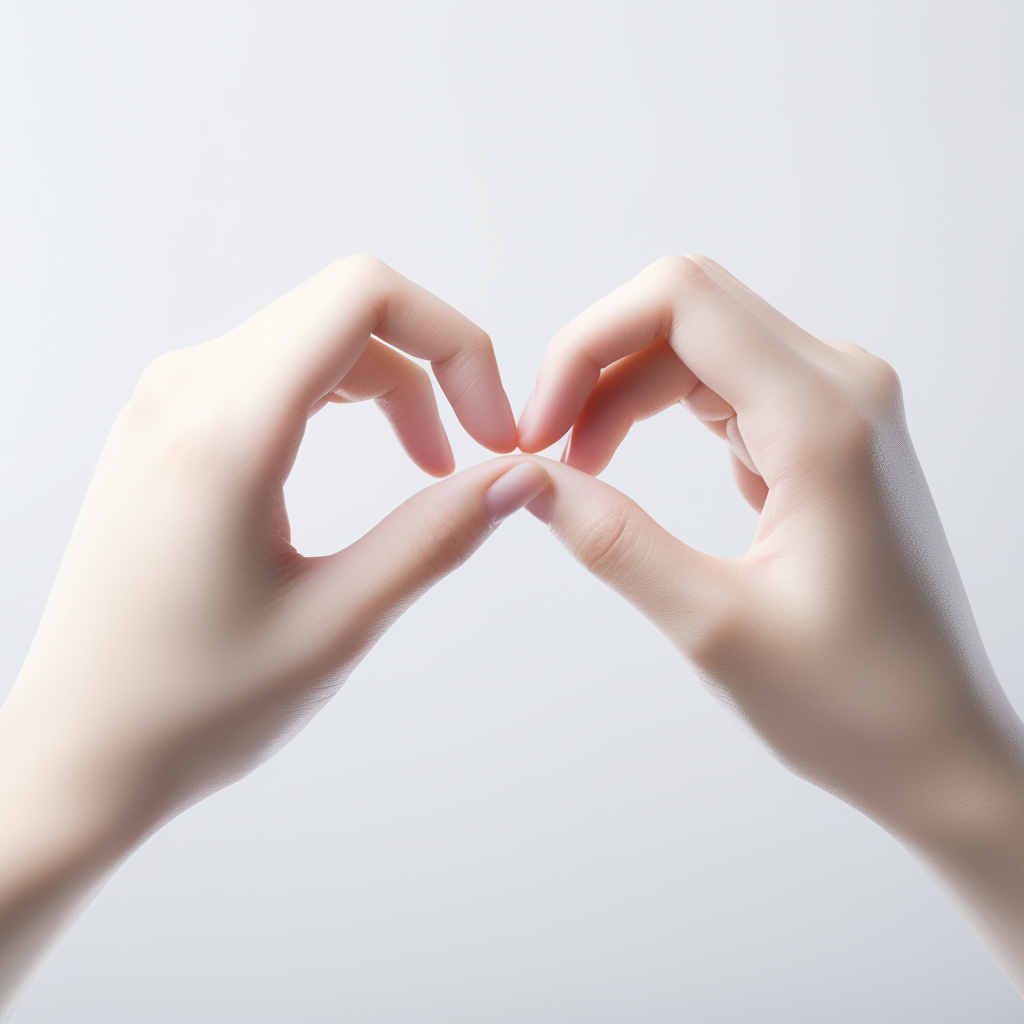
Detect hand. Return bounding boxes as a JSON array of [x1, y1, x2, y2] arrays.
[[517, 255, 1024, 989], [0, 256, 548, 1015]]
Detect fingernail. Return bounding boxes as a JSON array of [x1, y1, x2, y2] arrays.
[[559, 431, 571, 463], [485, 463, 550, 524], [516, 389, 536, 445]]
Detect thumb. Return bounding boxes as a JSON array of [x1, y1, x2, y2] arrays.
[[524, 457, 731, 657], [290, 458, 550, 655]]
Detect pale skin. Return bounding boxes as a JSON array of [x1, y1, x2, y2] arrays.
[[0, 255, 1021, 1016]]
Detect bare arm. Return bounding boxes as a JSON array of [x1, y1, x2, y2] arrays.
[[517, 254, 1024, 991], [0, 255, 547, 1019]]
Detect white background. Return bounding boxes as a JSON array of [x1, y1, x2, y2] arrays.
[[2, 2, 1022, 1020]]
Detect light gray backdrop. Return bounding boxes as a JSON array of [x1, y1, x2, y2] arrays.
[[2, 2, 1022, 1021]]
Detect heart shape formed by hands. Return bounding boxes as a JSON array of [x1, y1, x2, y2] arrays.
[[501, 260, 1021, 990], [508, 254, 1003, 826], [8, 248, 1008, 857], [4, 254, 1023, 1005]]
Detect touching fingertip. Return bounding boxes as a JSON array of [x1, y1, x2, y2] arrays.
[[426, 458, 456, 478], [471, 410, 518, 454], [485, 462, 550, 524], [489, 430, 519, 455], [425, 435, 456, 477]]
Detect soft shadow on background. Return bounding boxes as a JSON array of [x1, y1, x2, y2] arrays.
[[2, 2, 1022, 1021]]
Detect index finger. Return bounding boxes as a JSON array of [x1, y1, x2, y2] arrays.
[[517, 255, 813, 453], [233, 255, 517, 453]]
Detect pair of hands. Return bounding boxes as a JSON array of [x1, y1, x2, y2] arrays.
[[2, 254, 1023, 1011]]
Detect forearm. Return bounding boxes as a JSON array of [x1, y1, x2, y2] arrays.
[[870, 704, 1024, 992], [0, 692, 146, 1021]]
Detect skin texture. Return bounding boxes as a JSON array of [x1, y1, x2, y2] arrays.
[[517, 255, 1024, 992], [2, 253, 1022, 1012], [0, 257, 548, 1018]]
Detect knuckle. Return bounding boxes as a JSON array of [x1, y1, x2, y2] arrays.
[[681, 252, 713, 270], [657, 253, 709, 288], [547, 321, 593, 367], [829, 346, 902, 411], [859, 354, 903, 409], [548, 321, 579, 354], [647, 255, 719, 311], [126, 351, 247, 470], [330, 253, 388, 283], [469, 325, 492, 353], [382, 364, 433, 414], [325, 255, 394, 325], [570, 507, 647, 582], [440, 325, 491, 368], [792, 353, 905, 473], [833, 355, 904, 451], [132, 351, 190, 412], [407, 361, 434, 394]]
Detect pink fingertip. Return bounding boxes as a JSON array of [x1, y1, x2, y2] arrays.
[[424, 451, 457, 478], [485, 463, 550, 524]]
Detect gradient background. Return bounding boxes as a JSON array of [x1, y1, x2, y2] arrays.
[[2, 2, 1022, 1020]]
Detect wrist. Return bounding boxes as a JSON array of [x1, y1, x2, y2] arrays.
[[0, 687, 157, 1014], [0, 690, 152, 917], [860, 699, 1024, 861], [862, 696, 1024, 993]]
